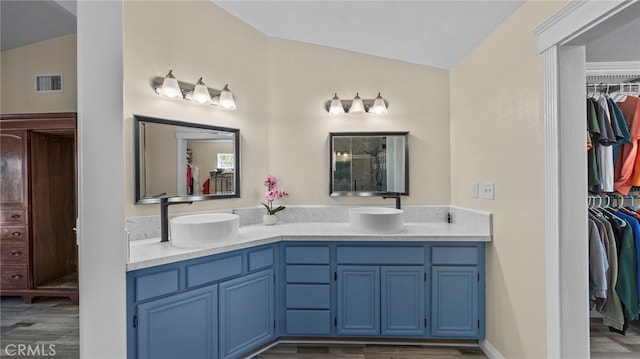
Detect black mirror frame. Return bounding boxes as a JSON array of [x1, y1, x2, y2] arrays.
[[134, 114, 241, 204], [329, 131, 409, 197]]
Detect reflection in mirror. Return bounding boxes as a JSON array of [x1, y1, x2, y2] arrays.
[[134, 115, 240, 204], [330, 132, 409, 196]]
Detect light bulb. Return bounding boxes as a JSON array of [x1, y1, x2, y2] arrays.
[[218, 84, 237, 110], [349, 93, 365, 113], [192, 78, 212, 104], [328, 93, 345, 115], [371, 93, 388, 115], [160, 70, 182, 99]]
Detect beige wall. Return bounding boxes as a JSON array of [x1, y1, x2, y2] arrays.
[[123, 0, 451, 216], [450, 1, 566, 358], [266, 38, 450, 206], [123, 0, 269, 216], [1, 34, 77, 114]]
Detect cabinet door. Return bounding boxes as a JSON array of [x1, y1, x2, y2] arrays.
[[0, 130, 28, 209], [337, 266, 380, 335], [381, 266, 425, 336], [137, 284, 218, 359], [431, 266, 478, 337], [219, 269, 274, 359]]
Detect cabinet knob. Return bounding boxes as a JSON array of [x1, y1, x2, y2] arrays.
[[10, 213, 21, 219], [10, 251, 22, 256], [11, 231, 22, 237], [10, 273, 23, 280]]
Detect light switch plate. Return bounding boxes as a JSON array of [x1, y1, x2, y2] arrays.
[[483, 182, 494, 200], [471, 182, 479, 198]]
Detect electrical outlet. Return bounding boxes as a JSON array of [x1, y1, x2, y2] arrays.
[[483, 182, 494, 200], [471, 182, 479, 198]]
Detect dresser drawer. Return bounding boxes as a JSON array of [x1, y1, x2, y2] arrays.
[[285, 246, 330, 264], [286, 310, 331, 335], [186, 254, 242, 288], [286, 265, 330, 283], [0, 226, 28, 242], [135, 269, 179, 302], [432, 246, 479, 265], [337, 246, 425, 264], [0, 210, 26, 225], [1, 265, 28, 289], [286, 284, 331, 309], [0, 243, 28, 265]]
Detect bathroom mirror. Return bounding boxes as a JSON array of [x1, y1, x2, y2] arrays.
[[134, 115, 240, 204], [330, 132, 409, 196]]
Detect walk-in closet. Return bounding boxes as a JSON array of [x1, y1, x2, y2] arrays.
[[583, 7, 640, 356]]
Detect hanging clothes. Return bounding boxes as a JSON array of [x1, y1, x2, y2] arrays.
[[589, 218, 609, 307], [588, 100, 602, 192], [617, 96, 640, 193], [613, 210, 640, 321]]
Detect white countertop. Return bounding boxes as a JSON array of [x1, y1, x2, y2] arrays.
[[127, 221, 492, 271]]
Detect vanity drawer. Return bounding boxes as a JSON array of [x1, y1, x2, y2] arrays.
[[0, 210, 26, 225], [1, 265, 29, 289], [337, 246, 425, 264], [186, 254, 242, 288], [285, 246, 330, 264], [286, 284, 331, 309], [0, 243, 29, 265], [0, 226, 28, 242], [135, 269, 179, 302], [248, 247, 274, 271], [286, 310, 331, 335], [431, 246, 479, 265], [286, 265, 330, 283]]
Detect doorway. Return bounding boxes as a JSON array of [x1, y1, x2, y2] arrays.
[[537, 1, 640, 357], [0, 113, 79, 304]]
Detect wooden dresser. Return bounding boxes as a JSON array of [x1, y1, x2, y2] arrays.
[[0, 113, 78, 304]]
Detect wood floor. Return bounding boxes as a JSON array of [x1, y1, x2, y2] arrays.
[[1, 296, 78, 358], [2, 296, 640, 358], [255, 343, 487, 359]]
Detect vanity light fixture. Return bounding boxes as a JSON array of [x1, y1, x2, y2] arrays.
[[328, 93, 345, 115], [218, 85, 237, 110], [159, 70, 182, 99], [325, 92, 388, 115], [192, 77, 212, 104], [349, 93, 365, 114], [152, 70, 237, 110], [371, 92, 388, 115]]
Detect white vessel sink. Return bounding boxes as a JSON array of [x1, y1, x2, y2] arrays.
[[170, 213, 239, 248], [348, 207, 404, 234]]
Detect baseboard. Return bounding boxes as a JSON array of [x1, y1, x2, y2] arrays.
[[479, 339, 505, 359]]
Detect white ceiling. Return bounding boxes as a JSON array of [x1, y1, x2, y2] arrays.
[[0, 1, 76, 51], [1, 0, 525, 69], [213, 0, 525, 69], [1, 1, 637, 70]]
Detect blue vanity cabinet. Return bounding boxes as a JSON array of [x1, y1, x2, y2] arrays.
[[136, 284, 218, 359], [381, 266, 425, 336], [430, 244, 485, 338], [283, 244, 332, 336], [127, 244, 277, 359], [335, 245, 426, 337], [218, 268, 275, 359], [336, 265, 380, 335]]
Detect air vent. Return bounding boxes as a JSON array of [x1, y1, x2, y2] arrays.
[[35, 74, 63, 93]]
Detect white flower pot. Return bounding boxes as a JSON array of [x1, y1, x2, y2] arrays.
[[263, 214, 277, 226]]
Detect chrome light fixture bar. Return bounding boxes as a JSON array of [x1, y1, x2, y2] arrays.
[[152, 70, 236, 110], [325, 92, 388, 115]]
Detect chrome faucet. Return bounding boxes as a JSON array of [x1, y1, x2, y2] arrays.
[[160, 197, 193, 242], [382, 192, 402, 209]]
